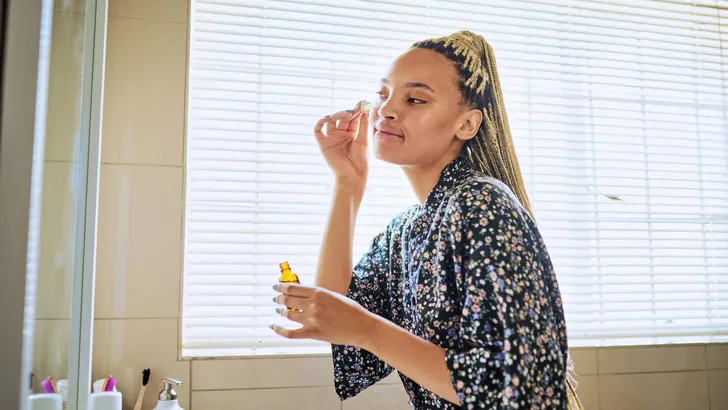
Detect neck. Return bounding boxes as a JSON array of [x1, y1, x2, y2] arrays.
[[402, 150, 462, 205]]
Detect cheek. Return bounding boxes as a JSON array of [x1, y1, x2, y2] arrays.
[[409, 112, 455, 143]]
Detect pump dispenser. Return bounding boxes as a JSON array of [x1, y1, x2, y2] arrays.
[[151, 378, 184, 410]]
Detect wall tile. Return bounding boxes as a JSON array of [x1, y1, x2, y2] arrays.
[[343, 383, 410, 410], [95, 165, 183, 318], [575, 375, 599, 410], [709, 370, 728, 410], [598, 345, 706, 374], [191, 387, 340, 410], [707, 343, 728, 370], [571, 347, 598, 376], [93, 319, 189, 410], [102, 18, 187, 166], [193, 356, 335, 390], [109, 0, 188, 23], [599, 371, 709, 410]]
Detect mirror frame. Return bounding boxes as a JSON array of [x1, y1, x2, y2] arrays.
[[68, 0, 107, 408], [0, 0, 106, 408]]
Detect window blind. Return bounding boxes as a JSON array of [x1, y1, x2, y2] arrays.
[[182, 0, 728, 356]]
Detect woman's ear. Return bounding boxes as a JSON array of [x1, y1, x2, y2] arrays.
[[455, 108, 483, 141]]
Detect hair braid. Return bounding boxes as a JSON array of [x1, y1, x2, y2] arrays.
[[412, 30, 534, 220]]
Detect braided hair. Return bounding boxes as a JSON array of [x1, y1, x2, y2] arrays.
[[413, 30, 584, 410], [412, 30, 534, 219]]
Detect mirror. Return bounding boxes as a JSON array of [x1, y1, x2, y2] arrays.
[[29, 0, 104, 408]]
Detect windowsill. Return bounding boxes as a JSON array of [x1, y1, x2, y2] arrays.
[[182, 346, 333, 361], [182, 339, 728, 362]]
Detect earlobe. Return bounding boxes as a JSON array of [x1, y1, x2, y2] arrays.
[[455, 109, 483, 141]]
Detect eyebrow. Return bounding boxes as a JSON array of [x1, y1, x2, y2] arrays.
[[380, 78, 435, 93]]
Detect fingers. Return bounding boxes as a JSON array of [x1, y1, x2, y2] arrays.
[[324, 118, 338, 137], [274, 283, 315, 298], [273, 294, 308, 310], [313, 101, 368, 141], [356, 110, 370, 148], [313, 116, 329, 142], [269, 325, 313, 339], [276, 307, 305, 324]]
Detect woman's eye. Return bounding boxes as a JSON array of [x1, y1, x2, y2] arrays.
[[376, 92, 387, 100], [409, 98, 426, 104]]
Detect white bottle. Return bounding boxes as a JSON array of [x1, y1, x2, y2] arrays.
[[151, 378, 184, 410]]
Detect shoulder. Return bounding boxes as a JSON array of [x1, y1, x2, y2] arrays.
[[369, 205, 417, 246], [445, 173, 532, 225]]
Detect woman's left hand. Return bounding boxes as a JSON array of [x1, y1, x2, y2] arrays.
[[271, 284, 377, 347]]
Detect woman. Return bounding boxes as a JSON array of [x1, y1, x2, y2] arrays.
[[272, 30, 581, 410]]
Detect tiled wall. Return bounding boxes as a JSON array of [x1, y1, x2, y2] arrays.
[[95, 1, 728, 409], [93, 1, 188, 409]]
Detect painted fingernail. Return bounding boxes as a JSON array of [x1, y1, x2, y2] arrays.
[[275, 308, 281, 314], [273, 296, 277, 303], [268, 324, 275, 330], [272, 284, 277, 290]]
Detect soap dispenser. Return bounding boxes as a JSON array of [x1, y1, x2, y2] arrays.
[[151, 378, 184, 410]]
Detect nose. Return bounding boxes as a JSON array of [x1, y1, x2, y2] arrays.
[[377, 97, 399, 121]]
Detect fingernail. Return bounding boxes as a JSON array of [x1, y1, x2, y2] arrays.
[[275, 308, 281, 314], [272, 284, 277, 290], [273, 296, 277, 303], [268, 324, 275, 330]]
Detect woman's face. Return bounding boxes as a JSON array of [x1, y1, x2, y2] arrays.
[[371, 48, 481, 167]]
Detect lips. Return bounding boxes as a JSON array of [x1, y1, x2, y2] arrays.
[[374, 124, 403, 139]]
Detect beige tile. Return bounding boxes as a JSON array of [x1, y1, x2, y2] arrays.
[[709, 370, 728, 410], [102, 18, 187, 166], [708, 343, 728, 370], [381, 370, 402, 385], [598, 344, 706, 374], [570, 347, 598, 376], [192, 387, 340, 410], [53, 0, 85, 14], [95, 165, 183, 318], [45, 12, 85, 162], [36, 162, 78, 319], [32, 320, 71, 385], [343, 383, 411, 410], [599, 372, 709, 410], [109, 0, 188, 22], [574, 375, 599, 410], [93, 319, 189, 410], [193, 356, 335, 390]]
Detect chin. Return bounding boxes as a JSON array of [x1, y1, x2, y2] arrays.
[[374, 143, 409, 165]]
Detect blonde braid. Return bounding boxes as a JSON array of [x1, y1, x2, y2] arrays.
[[413, 30, 583, 410], [412, 30, 534, 219]]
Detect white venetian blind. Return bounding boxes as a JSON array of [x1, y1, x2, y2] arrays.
[[182, 0, 728, 356]]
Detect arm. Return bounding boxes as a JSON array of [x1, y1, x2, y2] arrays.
[[363, 315, 461, 405], [314, 182, 364, 295]]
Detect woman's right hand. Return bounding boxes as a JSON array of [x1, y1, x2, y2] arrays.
[[314, 101, 371, 190]]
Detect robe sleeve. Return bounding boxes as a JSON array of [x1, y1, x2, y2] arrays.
[[443, 182, 568, 409], [331, 227, 394, 400]]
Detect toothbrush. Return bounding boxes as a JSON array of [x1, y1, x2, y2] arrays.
[[132, 368, 151, 410], [102, 375, 116, 392], [41, 377, 57, 393]]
